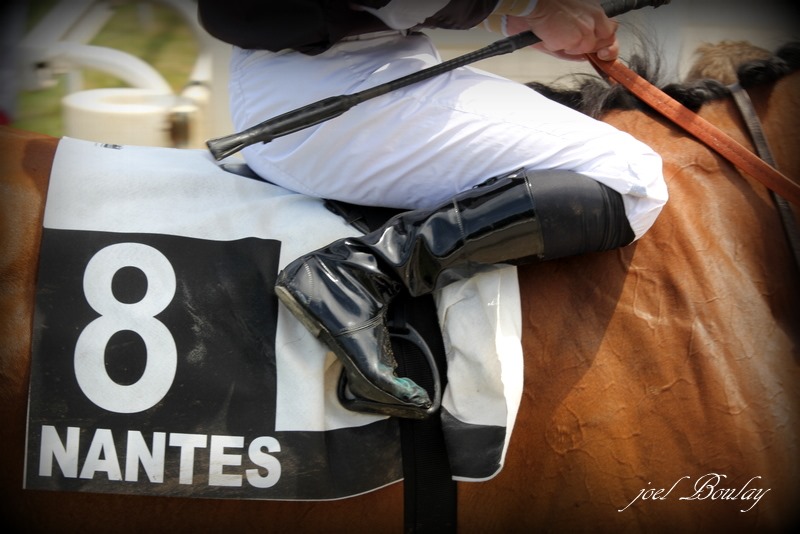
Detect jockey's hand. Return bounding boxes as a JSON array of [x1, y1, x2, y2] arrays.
[[506, 0, 619, 61]]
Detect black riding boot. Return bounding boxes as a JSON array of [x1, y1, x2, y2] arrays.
[[275, 169, 635, 418]]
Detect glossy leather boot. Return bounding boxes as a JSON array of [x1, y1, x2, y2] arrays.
[[275, 169, 634, 418]]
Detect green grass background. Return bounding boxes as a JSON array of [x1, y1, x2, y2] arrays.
[[12, 0, 198, 136]]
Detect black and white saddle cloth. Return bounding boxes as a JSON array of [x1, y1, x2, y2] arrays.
[[25, 137, 523, 500]]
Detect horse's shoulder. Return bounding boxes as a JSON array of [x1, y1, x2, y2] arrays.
[[0, 127, 58, 193], [0, 128, 55, 381]]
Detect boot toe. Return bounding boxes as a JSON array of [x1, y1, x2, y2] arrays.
[[394, 377, 432, 408]]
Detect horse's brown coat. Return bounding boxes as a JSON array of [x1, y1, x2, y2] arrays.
[[1, 67, 798, 531]]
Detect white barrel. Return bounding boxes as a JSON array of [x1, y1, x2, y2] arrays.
[[62, 88, 200, 148]]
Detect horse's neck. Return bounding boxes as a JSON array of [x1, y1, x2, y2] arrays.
[[601, 93, 799, 312], [751, 70, 800, 183], [698, 71, 800, 255]]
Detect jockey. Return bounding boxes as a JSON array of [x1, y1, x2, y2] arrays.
[[198, 0, 669, 418]]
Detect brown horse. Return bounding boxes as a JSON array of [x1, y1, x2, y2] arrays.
[[2, 43, 799, 532]]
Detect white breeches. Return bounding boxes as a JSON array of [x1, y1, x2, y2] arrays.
[[228, 31, 667, 240]]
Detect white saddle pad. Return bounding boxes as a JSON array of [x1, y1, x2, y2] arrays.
[[24, 137, 523, 500]]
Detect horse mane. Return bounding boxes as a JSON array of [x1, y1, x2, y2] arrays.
[[527, 41, 800, 118], [683, 40, 772, 84]]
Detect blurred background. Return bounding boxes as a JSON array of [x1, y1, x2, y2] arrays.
[[1, 0, 797, 149]]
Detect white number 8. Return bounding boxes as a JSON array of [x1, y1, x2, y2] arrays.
[[74, 243, 177, 413]]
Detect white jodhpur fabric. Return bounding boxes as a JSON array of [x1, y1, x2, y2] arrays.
[[228, 31, 668, 240]]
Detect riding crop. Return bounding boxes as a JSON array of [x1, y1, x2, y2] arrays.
[[206, 0, 671, 161]]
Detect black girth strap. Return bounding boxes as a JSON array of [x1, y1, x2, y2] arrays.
[[393, 294, 457, 533], [221, 163, 459, 530], [325, 199, 457, 533]]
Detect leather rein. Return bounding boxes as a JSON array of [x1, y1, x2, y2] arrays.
[[587, 54, 800, 270]]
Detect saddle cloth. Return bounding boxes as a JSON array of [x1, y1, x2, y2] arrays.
[[24, 136, 523, 500]]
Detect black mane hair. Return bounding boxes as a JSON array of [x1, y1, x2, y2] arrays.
[[526, 41, 800, 119]]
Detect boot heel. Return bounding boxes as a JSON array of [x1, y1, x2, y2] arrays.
[[275, 284, 323, 338]]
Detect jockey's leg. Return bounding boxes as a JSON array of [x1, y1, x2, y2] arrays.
[[232, 32, 667, 418], [275, 168, 634, 419], [230, 33, 666, 240]]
